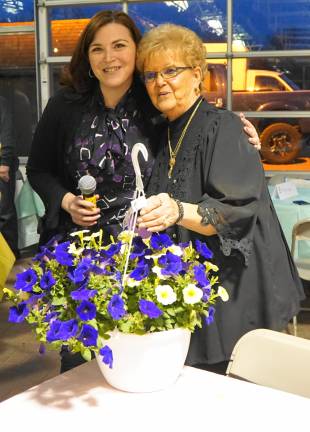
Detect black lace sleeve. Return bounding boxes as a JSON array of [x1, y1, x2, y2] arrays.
[[197, 205, 253, 265], [197, 110, 264, 267]]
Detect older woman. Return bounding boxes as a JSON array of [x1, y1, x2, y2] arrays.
[[136, 24, 304, 373]]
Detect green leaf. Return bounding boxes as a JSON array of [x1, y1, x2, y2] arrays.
[[2, 288, 15, 299], [51, 297, 66, 306], [81, 348, 92, 362], [165, 308, 176, 316]]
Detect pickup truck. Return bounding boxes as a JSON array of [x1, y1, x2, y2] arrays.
[[203, 63, 310, 164]]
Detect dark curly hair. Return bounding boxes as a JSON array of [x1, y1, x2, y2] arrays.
[[60, 10, 141, 94]]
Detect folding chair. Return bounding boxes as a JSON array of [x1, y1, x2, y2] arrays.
[[226, 328, 310, 398]]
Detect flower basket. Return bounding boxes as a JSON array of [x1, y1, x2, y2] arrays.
[[96, 328, 191, 392], [4, 229, 228, 392]]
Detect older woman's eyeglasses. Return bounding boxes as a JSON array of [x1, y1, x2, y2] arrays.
[[143, 66, 192, 83]]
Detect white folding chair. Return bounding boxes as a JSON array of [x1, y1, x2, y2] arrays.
[[226, 328, 310, 398]]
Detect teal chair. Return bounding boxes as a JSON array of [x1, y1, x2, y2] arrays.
[[291, 218, 310, 336]]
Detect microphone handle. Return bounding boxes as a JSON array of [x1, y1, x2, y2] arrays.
[[83, 193, 97, 207]]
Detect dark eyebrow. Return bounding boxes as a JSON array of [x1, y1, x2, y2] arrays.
[[113, 39, 129, 44], [90, 39, 129, 47]]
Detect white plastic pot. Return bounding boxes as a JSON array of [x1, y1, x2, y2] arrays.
[[96, 328, 191, 393]]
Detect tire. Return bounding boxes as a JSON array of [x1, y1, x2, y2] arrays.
[[259, 123, 302, 164]]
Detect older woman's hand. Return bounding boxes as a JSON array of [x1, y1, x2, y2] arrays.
[[61, 192, 101, 227], [239, 113, 261, 150], [138, 193, 179, 232]]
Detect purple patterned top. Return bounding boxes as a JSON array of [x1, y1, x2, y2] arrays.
[[65, 84, 155, 238]]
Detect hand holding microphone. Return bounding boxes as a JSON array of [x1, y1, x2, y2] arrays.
[[78, 175, 97, 208], [61, 175, 100, 227]]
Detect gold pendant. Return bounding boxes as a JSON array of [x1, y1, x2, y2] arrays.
[[168, 157, 176, 178]]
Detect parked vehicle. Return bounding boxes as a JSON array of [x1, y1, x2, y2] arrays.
[[203, 43, 310, 164]]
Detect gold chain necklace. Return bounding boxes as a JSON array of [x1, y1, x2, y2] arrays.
[[167, 98, 203, 179]]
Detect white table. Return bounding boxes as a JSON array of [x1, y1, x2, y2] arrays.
[[0, 361, 308, 431]]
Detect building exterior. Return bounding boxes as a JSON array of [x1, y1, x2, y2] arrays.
[[0, 0, 309, 170]]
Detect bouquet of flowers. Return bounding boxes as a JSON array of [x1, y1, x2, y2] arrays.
[[4, 229, 228, 369]]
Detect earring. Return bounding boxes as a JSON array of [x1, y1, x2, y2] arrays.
[[89, 68, 94, 79]]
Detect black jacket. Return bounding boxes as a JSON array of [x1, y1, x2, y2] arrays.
[[0, 95, 16, 167]]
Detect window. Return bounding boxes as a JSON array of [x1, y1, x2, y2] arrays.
[[254, 76, 286, 92], [1, 0, 308, 171]]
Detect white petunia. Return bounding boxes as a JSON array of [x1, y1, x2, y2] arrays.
[[126, 277, 141, 288], [218, 286, 229, 302], [155, 285, 177, 305], [68, 243, 84, 256], [168, 245, 183, 256], [182, 284, 203, 304], [145, 252, 165, 260], [152, 265, 169, 279], [69, 230, 90, 237]]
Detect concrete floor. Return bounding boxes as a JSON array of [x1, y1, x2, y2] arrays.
[[0, 256, 60, 402], [1, 256, 310, 403]]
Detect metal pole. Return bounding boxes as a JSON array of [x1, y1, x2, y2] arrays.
[[226, 0, 233, 111]]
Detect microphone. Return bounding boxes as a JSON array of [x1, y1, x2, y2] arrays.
[[78, 175, 97, 207]]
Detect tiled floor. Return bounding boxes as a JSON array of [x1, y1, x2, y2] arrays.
[[1, 256, 310, 403]]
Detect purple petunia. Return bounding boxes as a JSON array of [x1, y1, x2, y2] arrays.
[[139, 299, 162, 319], [33, 246, 55, 263], [62, 319, 79, 339], [114, 270, 124, 293], [205, 306, 215, 325], [104, 242, 122, 258], [55, 242, 74, 266], [100, 345, 113, 369], [46, 319, 78, 342], [78, 324, 98, 347], [107, 295, 126, 320], [202, 285, 211, 302], [26, 293, 45, 305], [193, 264, 210, 288], [39, 343, 46, 355], [130, 236, 148, 259], [150, 233, 173, 250], [70, 287, 97, 301], [40, 270, 56, 290], [68, 258, 92, 284], [90, 262, 108, 275], [8, 302, 29, 323], [44, 311, 59, 323], [129, 261, 150, 281], [15, 268, 38, 292], [158, 251, 183, 276], [76, 300, 97, 321], [195, 239, 213, 259]]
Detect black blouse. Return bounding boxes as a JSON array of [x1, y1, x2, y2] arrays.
[[147, 98, 304, 365], [27, 79, 158, 243], [64, 85, 155, 237]]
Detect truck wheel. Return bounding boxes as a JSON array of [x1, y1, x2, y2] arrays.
[[259, 123, 302, 164]]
